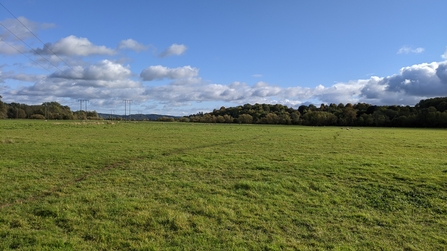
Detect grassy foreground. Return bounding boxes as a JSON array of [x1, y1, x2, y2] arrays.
[[0, 120, 446, 250]]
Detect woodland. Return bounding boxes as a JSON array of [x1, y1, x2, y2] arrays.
[[185, 97, 447, 127]]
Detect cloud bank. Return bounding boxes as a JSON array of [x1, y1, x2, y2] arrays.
[[7, 59, 446, 114]]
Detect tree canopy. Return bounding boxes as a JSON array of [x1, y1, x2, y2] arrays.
[[185, 97, 447, 128], [0, 100, 97, 120]]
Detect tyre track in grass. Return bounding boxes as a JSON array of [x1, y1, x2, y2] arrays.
[[0, 137, 257, 209]]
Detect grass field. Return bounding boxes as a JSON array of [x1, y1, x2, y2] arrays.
[[1, 120, 446, 250]]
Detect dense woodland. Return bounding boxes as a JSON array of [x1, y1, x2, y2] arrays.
[[185, 97, 447, 127], [2, 95, 447, 127]]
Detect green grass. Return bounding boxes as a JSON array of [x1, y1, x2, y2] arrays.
[[1, 120, 447, 250]]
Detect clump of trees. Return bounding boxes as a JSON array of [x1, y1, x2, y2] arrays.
[[183, 97, 447, 128], [0, 97, 98, 120]]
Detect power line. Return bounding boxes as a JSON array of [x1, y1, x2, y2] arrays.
[[0, 38, 52, 72], [0, 2, 74, 71], [0, 22, 63, 72]]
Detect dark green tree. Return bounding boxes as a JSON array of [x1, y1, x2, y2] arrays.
[[0, 95, 7, 119], [238, 114, 253, 124], [303, 111, 337, 126]]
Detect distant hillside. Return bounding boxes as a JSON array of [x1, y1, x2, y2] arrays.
[[98, 113, 179, 121]]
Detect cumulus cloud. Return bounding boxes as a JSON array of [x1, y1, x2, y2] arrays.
[[118, 39, 148, 52], [159, 44, 187, 57], [1, 60, 136, 97], [251, 81, 282, 97], [311, 80, 366, 105], [442, 47, 447, 59], [358, 61, 447, 104], [397, 46, 424, 54], [35, 35, 115, 56], [140, 65, 198, 81], [50, 60, 132, 81]]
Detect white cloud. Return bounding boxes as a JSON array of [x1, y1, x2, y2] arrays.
[[397, 46, 424, 54], [118, 39, 148, 52], [358, 61, 447, 104], [35, 35, 115, 56], [140, 65, 198, 81], [0, 60, 139, 100], [12, 76, 144, 102], [311, 80, 367, 105], [251, 81, 281, 97], [442, 47, 447, 59], [159, 44, 187, 57], [50, 60, 132, 82]]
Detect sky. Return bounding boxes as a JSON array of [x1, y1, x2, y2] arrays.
[[1, 0, 447, 116]]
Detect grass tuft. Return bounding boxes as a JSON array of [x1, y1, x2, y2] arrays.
[[1, 138, 15, 144]]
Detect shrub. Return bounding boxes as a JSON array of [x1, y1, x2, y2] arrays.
[[30, 114, 45, 119], [158, 117, 175, 122]]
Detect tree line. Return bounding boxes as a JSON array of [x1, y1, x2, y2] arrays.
[[0, 96, 98, 120], [183, 97, 447, 127], [2, 95, 447, 127]]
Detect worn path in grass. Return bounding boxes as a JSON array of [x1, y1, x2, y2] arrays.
[[1, 120, 446, 250]]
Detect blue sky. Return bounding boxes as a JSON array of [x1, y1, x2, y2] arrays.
[[1, 0, 447, 116]]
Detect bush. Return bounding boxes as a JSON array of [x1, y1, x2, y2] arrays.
[[238, 114, 253, 124], [158, 117, 175, 122], [178, 117, 190, 122], [30, 114, 45, 119]]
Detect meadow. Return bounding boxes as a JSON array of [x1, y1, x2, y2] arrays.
[[0, 120, 446, 250]]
